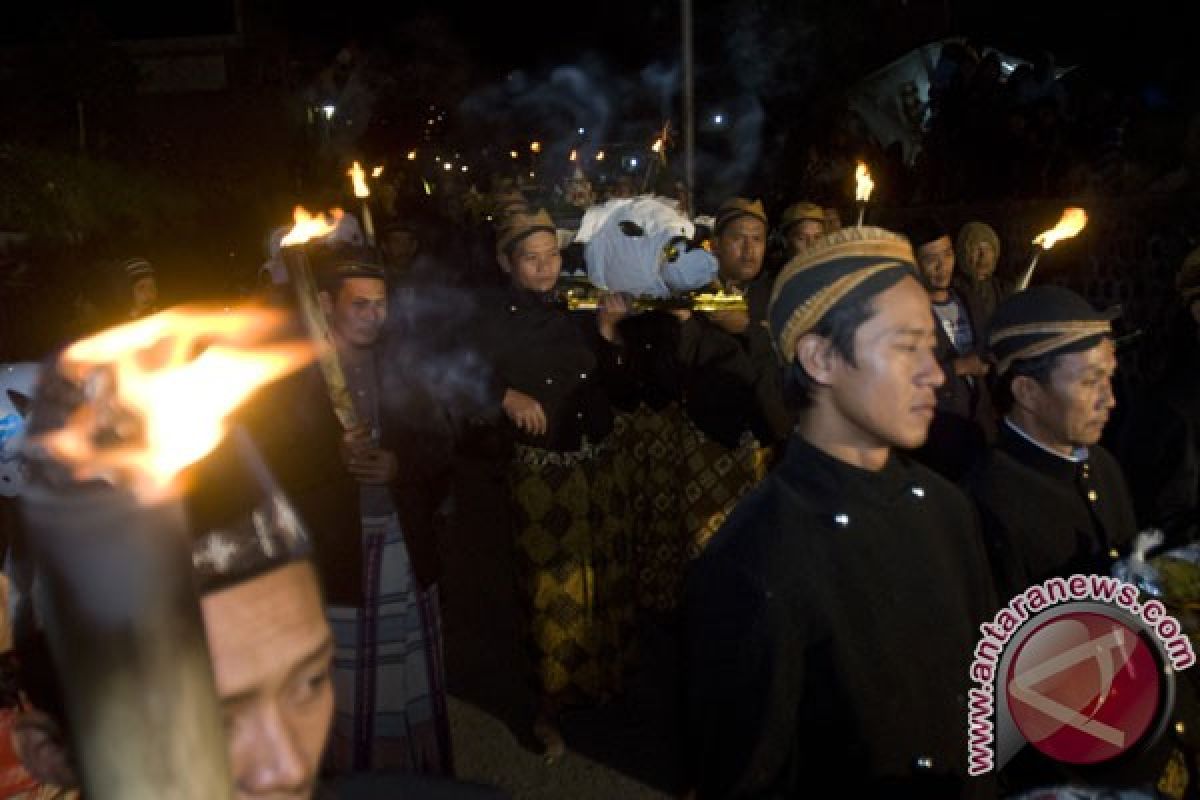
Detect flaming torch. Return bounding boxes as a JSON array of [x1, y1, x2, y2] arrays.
[[854, 161, 875, 227], [1016, 207, 1088, 291], [20, 308, 311, 800], [279, 207, 359, 430], [347, 160, 375, 247]]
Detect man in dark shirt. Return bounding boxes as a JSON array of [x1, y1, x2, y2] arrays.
[[963, 286, 1176, 797], [685, 227, 996, 798], [908, 218, 993, 480], [674, 198, 792, 557], [965, 285, 1133, 600]]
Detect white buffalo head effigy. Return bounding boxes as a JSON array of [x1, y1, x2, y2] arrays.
[[574, 196, 717, 297]]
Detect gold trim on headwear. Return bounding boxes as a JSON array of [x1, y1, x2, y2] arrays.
[[714, 198, 767, 232], [776, 262, 906, 363], [496, 208, 556, 258], [990, 320, 1112, 375], [769, 227, 915, 311], [780, 202, 825, 231]]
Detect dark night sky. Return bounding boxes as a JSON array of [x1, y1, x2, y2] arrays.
[[6, 1, 1197, 98]]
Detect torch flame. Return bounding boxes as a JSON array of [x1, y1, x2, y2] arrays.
[[855, 162, 875, 203], [35, 308, 312, 499], [652, 138, 663, 154], [1033, 208, 1088, 250], [570, 149, 578, 162], [371, 165, 384, 178], [280, 206, 344, 247], [347, 161, 370, 198]]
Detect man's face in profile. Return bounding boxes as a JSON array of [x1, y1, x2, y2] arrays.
[[201, 562, 334, 800]]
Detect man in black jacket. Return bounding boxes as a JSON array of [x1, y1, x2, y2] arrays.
[[963, 287, 1180, 795], [965, 285, 1132, 600], [685, 227, 996, 798], [281, 248, 455, 776]]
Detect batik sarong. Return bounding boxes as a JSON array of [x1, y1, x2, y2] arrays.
[[508, 439, 636, 705]]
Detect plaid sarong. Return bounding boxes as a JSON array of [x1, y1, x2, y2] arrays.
[[327, 512, 452, 775]]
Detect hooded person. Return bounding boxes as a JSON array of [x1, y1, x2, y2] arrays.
[[685, 226, 996, 798], [954, 221, 1009, 325]]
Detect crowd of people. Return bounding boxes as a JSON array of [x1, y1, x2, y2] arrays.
[[2, 163, 1200, 800]]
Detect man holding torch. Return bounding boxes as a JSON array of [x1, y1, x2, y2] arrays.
[[302, 246, 454, 776]]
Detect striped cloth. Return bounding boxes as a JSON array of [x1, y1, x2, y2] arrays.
[[327, 513, 452, 775]]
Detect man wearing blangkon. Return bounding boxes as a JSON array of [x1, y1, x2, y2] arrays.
[[684, 227, 996, 798]]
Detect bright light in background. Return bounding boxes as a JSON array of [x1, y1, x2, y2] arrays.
[[529, 171, 535, 178], [630, 158, 639, 168], [712, 113, 724, 125], [461, 165, 469, 172], [371, 165, 384, 178], [407, 150, 417, 161], [578, 127, 586, 135], [443, 162, 453, 171], [510, 150, 519, 159], [570, 150, 578, 162], [530, 141, 542, 154], [596, 151, 606, 161], [322, 105, 335, 120], [435, 155, 442, 162]]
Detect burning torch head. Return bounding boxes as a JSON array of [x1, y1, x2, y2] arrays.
[[21, 307, 312, 501]]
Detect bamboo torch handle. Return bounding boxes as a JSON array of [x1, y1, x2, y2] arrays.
[[361, 202, 376, 248], [1016, 248, 1044, 292], [281, 246, 359, 430]]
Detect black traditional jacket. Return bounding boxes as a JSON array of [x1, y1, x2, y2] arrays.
[[685, 435, 996, 798], [965, 420, 1137, 602]]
